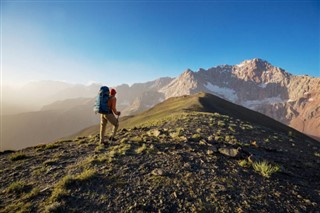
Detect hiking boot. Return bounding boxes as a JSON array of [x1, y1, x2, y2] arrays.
[[109, 137, 117, 141]]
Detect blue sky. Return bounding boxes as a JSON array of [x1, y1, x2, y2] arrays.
[[1, 0, 319, 87]]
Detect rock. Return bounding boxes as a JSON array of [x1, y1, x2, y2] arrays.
[[199, 139, 207, 145], [218, 147, 239, 157], [207, 150, 214, 155], [208, 146, 218, 153], [151, 129, 162, 137], [183, 162, 191, 169], [199, 169, 206, 175], [151, 168, 165, 176]]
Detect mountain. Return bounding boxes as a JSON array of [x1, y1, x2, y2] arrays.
[[115, 77, 172, 115], [1, 93, 319, 212], [120, 59, 320, 140]]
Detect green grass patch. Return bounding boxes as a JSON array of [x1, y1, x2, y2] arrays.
[[252, 160, 280, 178], [45, 143, 60, 149], [218, 121, 226, 127], [49, 169, 98, 203], [10, 152, 29, 161], [7, 181, 30, 194], [191, 133, 202, 142], [135, 143, 147, 154], [238, 159, 250, 168], [43, 159, 58, 166], [130, 136, 143, 142], [3, 201, 32, 213], [241, 124, 254, 130]]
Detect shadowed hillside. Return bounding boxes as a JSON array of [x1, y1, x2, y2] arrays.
[[0, 93, 319, 212]]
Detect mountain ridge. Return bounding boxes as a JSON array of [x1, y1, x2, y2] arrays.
[[73, 92, 317, 145]]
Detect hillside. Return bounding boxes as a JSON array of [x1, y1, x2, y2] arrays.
[[74, 92, 313, 142], [1, 98, 99, 150], [1, 93, 319, 212]]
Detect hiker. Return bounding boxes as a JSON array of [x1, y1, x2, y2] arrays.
[[100, 88, 121, 144]]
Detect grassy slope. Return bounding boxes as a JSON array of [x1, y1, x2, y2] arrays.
[[1, 111, 320, 212], [72, 92, 315, 143], [1, 93, 320, 212]]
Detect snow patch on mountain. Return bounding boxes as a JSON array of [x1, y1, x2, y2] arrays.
[[204, 82, 238, 102]]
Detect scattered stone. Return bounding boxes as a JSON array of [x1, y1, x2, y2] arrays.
[[218, 147, 240, 157], [151, 168, 165, 176], [207, 150, 214, 155]]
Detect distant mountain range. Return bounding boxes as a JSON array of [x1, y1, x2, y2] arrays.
[[117, 58, 319, 141], [1, 58, 319, 150]]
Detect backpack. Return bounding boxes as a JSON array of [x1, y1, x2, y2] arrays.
[[94, 86, 111, 114]]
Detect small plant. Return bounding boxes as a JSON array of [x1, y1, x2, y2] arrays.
[[32, 166, 47, 176], [135, 143, 147, 154], [314, 152, 320, 157], [7, 181, 30, 194], [77, 139, 87, 145], [241, 124, 254, 130], [218, 121, 225, 127], [76, 168, 97, 181], [252, 160, 280, 178], [130, 136, 143, 142], [214, 135, 224, 142], [45, 143, 60, 149], [10, 152, 28, 161], [49, 169, 98, 203], [95, 144, 106, 152], [191, 134, 201, 142], [43, 159, 58, 166], [49, 175, 73, 202], [238, 159, 250, 168], [228, 126, 236, 132]]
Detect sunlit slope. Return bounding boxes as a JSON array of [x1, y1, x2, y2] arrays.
[[74, 92, 312, 143]]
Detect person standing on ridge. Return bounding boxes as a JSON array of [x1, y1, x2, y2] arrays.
[[100, 88, 121, 144]]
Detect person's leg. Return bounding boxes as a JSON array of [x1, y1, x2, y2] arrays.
[[99, 114, 108, 143], [106, 114, 119, 139]]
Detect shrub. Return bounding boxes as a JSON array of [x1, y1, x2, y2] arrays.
[[45, 143, 60, 149], [10, 152, 28, 161], [7, 181, 30, 194], [253, 161, 280, 178], [49, 169, 98, 203], [76, 168, 97, 181]]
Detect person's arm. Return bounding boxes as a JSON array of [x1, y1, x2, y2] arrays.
[[111, 98, 120, 115]]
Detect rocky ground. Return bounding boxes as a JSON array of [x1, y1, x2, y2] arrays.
[[0, 112, 320, 212]]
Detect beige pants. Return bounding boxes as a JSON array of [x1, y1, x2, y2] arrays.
[[100, 113, 119, 142]]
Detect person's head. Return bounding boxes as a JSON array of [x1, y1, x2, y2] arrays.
[[110, 88, 117, 96]]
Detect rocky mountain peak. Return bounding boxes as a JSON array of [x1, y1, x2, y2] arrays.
[[233, 58, 290, 84]]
